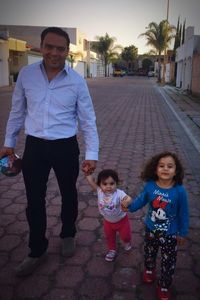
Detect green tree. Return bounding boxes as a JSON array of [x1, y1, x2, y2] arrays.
[[68, 51, 83, 69], [121, 45, 138, 71], [179, 23, 182, 46], [91, 33, 122, 76], [173, 16, 181, 52], [142, 58, 153, 71], [182, 19, 186, 45], [173, 17, 186, 80], [139, 20, 175, 82]]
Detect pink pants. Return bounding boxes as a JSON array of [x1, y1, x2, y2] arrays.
[[103, 215, 131, 250]]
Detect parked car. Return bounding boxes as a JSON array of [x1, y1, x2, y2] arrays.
[[137, 69, 148, 76], [148, 71, 155, 77], [113, 69, 125, 77], [127, 70, 136, 76]]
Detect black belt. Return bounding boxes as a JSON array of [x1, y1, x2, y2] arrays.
[[27, 135, 76, 143]]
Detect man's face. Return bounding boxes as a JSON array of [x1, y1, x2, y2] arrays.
[[40, 32, 69, 71]]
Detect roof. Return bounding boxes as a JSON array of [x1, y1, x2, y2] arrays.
[[0, 25, 78, 48]]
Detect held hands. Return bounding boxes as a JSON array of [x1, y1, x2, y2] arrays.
[[0, 147, 14, 159], [82, 160, 97, 176], [121, 195, 132, 212]]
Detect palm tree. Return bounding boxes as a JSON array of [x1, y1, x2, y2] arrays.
[[91, 33, 122, 77], [121, 45, 138, 71], [139, 20, 175, 82], [67, 51, 83, 69]]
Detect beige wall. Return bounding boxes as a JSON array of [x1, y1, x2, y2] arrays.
[[0, 39, 9, 86], [9, 38, 26, 51], [9, 50, 27, 76], [191, 53, 200, 96]]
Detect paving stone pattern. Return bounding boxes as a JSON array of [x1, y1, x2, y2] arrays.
[[0, 77, 200, 300]]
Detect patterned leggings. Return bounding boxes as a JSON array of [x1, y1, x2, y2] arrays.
[[144, 228, 177, 288]]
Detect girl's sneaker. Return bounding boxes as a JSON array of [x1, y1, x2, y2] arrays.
[[142, 268, 156, 283], [156, 285, 171, 300], [105, 250, 117, 262], [124, 242, 132, 251]]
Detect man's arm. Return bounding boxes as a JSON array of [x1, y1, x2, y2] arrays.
[[3, 69, 26, 149], [77, 79, 99, 164]]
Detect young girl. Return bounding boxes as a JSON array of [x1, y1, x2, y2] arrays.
[[122, 152, 189, 300], [86, 169, 132, 262]]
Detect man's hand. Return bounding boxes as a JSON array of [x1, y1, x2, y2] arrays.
[[82, 160, 97, 176], [0, 147, 14, 159]]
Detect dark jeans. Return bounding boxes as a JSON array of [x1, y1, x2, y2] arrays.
[[22, 135, 79, 257]]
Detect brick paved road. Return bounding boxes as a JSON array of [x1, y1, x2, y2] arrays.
[[0, 77, 200, 300]]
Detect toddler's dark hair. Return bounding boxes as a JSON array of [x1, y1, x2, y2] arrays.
[[141, 151, 184, 184], [97, 169, 119, 186]]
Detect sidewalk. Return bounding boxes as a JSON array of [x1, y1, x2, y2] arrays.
[[0, 78, 200, 300], [0, 85, 15, 93], [162, 84, 200, 142]]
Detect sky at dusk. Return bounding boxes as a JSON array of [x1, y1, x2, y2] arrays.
[[1, 0, 200, 54]]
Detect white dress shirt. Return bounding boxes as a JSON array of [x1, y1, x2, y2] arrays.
[[4, 61, 99, 160]]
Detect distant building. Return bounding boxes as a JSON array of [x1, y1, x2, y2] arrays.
[[0, 29, 27, 86], [0, 30, 9, 86], [176, 26, 200, 95], [0, 24, 106, 86]]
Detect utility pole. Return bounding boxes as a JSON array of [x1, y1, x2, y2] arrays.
[[162, 0, 170, 84], [167, 0, 169, 21]]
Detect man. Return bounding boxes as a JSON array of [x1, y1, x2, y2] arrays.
[[0, 27, 99, 276]]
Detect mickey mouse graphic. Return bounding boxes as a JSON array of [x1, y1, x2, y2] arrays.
[[150, 196, 169, 231]]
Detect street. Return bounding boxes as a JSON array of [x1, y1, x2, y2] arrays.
[[0, 76, 200, 300]]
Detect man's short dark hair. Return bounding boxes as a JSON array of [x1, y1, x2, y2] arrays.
[[41, 27, 70, 47]]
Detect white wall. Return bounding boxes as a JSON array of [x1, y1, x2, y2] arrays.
[[90, 62, 97, 77], [176, 26, 200, 90], [165, 63, 170, 83], [176, 61, 183, 88], [28, 54, 42, 65], [73, 61, 85, 77], [176, 39, 197, 90]]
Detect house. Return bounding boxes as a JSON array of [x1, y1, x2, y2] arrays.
[[164, 50, 175, 83], [176, 26, 200, 95], [0, 30, 27, 86], [0, 25, 105, 85], [0, 30, 9, 86]]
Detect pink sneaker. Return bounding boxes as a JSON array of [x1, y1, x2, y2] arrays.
[[142, 268, 156, 283], [105, 250, 117, 262], [124, 242, 132, 251]]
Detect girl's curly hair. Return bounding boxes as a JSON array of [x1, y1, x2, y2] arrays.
[[141, 151, 184, 184]]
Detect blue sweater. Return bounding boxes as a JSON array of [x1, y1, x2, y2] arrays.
[[128, 181, 189, 237]]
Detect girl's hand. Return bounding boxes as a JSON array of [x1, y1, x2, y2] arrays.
[[177, 236, 186, 246], [121, 195, 132, 211]]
